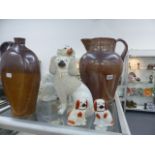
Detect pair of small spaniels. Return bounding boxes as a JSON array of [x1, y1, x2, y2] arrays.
[[67, 98, 114, 130]]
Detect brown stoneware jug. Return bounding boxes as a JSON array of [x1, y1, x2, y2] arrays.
[[80, 37, 128, 102], [0, 38, 41, 117]]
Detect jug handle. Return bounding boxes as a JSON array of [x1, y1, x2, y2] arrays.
[[116, 39, 128, 61]]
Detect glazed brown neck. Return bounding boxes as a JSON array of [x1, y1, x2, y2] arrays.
[[81, 38, 116, 52], [14, 38, 25, 45]]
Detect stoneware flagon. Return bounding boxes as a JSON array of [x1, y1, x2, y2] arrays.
[[0, 38, 41, 117], [80, 37, 128, 102]]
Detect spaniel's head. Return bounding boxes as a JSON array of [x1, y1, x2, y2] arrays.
[[75, 99, 88, 110], [49, 47, 79, 75], [94, 99, 106, 112]]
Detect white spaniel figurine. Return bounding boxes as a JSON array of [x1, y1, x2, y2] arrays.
[[49, 47, 93, 115], [67, 99, 88, 126], [94, 99, 114, 131]]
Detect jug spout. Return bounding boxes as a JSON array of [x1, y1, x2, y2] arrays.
[[81, 39, 91, 51]]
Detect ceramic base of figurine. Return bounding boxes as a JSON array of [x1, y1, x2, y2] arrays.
[[67, 109, 87, 126], [67, 119, 86, 126], [95, 125, 108, 131]]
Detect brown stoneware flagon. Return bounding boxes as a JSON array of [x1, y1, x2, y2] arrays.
[[0, 38, 41, 117], [80, 37, 128, 102]]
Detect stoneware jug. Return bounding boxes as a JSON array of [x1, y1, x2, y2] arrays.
[[80, 37, 128, 102], [0, 38, 41, 117]]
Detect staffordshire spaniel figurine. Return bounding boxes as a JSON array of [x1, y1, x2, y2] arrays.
[[94, 99, 114, 131], [67, 99, 88, 126]]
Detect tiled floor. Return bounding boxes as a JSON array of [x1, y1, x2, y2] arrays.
[[126, 111, 155, 135]]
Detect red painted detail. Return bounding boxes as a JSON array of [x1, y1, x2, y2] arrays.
[[86, 100, 88, 108], [68, 120, 75, 125], [77, 112, 83, 118], [103, 112, 108, 119], [67, 48, 73, 56], [75, 100, 80, 109], [96, 113, 101, 119], [105, 102, 108, 110], [94, 100, 97, 111]]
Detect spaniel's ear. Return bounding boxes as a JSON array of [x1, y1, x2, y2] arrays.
[[75, 100, 80, 109], [68, 58, 79, 76], [85, 100, 88, 108], [66, 48, 75, 56], [94, 100, 97, 111], [49, 56, 57, 74], [105, 101, 108, 110]]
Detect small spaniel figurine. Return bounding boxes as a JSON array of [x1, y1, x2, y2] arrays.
[[67, 99, 88, 126], [94, 99, 114, 130]]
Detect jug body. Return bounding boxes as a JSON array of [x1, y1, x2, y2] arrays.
[[1, 38, 41, 117], [80, 37, 128, 102]]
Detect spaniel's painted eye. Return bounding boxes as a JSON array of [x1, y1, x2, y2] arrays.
[[82, 104, 86, 107], [99, 105, 104, 109]]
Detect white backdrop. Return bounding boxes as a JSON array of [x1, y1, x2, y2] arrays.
[[1, 19, 155, 76]]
